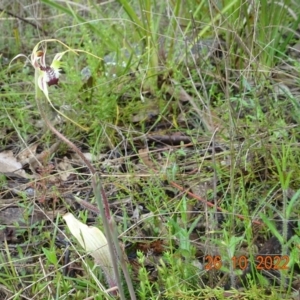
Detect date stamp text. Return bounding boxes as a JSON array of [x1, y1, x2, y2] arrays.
[[204, 255, 289, 271]]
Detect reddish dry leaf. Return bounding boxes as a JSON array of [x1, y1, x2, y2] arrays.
[[136, 240, 165, 255]]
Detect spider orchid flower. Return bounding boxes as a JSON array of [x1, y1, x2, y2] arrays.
[[10, 40, 88, 131], [31, 44, 65, 102]]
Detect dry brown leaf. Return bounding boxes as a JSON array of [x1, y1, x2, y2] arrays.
[[138, 148, 157, 170], [23, 142, 60, 174], [0, 206, 51, 225], [16, 143, 38, 165], [0, 150, 28, 178], [57, 156, 74, 181]]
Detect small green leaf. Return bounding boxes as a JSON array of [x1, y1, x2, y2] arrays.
[[42, 247, 58, 265]]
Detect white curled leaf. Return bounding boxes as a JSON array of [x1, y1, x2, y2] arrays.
[[63, 213, 116, 287]]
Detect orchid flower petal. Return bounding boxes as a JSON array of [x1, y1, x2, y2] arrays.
[[9, 53, 30, 68], [52, 52, 66, 63], [37, 75, 50, 100]]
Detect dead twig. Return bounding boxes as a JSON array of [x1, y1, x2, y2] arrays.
[[0, 7, 48, 36]]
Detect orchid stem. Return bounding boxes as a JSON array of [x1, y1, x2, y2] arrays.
[[35, 86, 135, 299]]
